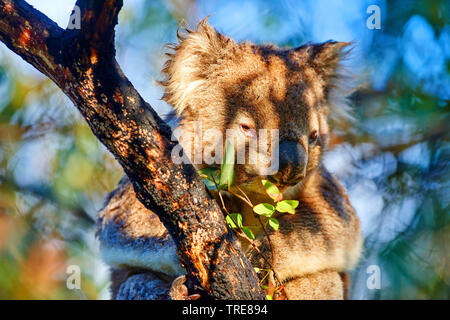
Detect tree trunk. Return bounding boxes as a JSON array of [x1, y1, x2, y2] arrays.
[[0, 0, 264, 300]]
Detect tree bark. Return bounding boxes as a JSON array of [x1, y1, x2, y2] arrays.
[[0, 0, 264, 299]]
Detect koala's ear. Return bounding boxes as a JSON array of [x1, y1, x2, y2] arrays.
[[296, 41, 355, 123], [160, 21, 234, 115], [296, 41, 351, 83]]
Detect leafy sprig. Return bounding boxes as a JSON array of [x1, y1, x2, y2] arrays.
[[197, 141, 299, 299], [253, 180, 299, 231]]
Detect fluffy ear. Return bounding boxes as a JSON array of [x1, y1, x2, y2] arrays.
[[298, 41, 350, 82], [160, 21, 234, 115], [296, 41, 355, 123]]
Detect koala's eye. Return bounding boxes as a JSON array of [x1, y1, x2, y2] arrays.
[[309, 130, 319, 143], [240, 124, 256, 138]]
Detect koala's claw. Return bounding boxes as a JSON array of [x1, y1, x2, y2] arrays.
[[169, 275, 201, 300]]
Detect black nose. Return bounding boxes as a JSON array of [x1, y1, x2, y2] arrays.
[[272, 141, 307, 184]]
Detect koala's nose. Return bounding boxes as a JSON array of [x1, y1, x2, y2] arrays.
[[271, 141, 307, 185]]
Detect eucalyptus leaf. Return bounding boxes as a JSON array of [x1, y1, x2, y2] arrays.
[[226, 213, 243, 229], [253, 203, 276, 217], [219, 141, 235, 190], [261, 179, 280, 200], [198, 167, 220, 184], [276, 200, 299, 214], [242, 227, 255, 240], [268, 217, 279, 230]]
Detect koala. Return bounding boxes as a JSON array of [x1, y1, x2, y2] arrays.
[[97, 21, 362, 300]]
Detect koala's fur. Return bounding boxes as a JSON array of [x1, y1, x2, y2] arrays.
[[97, 21, 362, 300]]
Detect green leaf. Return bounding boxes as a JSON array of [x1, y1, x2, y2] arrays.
[[253, 203, 276, 217], [198, 167, 220, 190], [261, 180, 280, 200], [254, 267, 261, 273], [268, 218, 279, 230], [266, 295, 273, 300], [219, 141, 235, 190], [226, 213, 243, 229], [276, 200, 299, 214], [198, 167, 220, 184], [242, 227, 255, 240]]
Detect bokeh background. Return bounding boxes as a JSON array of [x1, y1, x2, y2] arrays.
[[0, 0, 448, 299]]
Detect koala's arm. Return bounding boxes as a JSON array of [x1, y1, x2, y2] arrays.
[[110, 269, 197, 300], [97, 177, 184, 276], [97, 177, 186, 299], [110, 268, 171, 300]]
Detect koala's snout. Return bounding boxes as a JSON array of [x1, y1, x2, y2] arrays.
[[271, 141, 307, 185]]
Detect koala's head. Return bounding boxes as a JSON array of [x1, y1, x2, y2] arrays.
[[161, 21, 353, 192]]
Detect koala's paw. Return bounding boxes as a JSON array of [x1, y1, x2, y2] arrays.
[[169, 275, 201, 300]]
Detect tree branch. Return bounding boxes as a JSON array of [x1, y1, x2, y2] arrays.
[[0, 0, 264, 299], [75, 0, 121, 52]]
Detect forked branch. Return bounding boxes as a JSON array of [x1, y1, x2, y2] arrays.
[[0, 0, 264, 299]]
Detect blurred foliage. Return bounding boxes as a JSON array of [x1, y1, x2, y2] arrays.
[[0, 0, 448, 299]]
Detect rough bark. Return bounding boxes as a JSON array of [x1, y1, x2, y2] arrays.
[[0, 0, 264, 299]]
